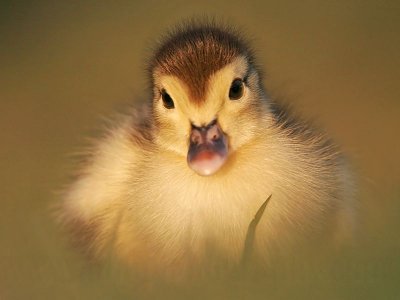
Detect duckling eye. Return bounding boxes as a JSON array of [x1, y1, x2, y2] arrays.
[[161, 89, 175, 109], [229, 78, 244, 100]]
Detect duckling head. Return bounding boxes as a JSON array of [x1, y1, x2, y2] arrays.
[[149, 24, 267, 176]]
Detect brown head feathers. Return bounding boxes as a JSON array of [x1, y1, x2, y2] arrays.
[[150, 22, 255, 103]]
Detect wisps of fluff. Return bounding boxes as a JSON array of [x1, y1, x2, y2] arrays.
[[58, 105, 355, 282]]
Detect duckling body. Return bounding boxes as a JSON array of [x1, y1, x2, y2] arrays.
[[60, 23, 355, 280]]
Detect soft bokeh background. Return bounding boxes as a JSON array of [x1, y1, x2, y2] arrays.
[[1, 0, 399, 299]]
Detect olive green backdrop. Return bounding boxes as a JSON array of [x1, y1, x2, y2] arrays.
[[1, 0, 399, 299]]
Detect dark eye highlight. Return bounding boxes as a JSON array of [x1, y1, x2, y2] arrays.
[[161, 89, 175, 109], [229, 78, 244, 100]]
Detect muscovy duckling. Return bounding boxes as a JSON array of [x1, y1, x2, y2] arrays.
[[60, 22, 355, 281]]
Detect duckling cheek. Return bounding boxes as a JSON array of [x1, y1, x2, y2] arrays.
[[187, 124, 228, 176]]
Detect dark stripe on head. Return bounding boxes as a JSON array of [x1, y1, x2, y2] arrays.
[[150, 22, 254, 104]]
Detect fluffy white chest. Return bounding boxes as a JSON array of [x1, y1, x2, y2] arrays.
[[121, 148, 277, 267]]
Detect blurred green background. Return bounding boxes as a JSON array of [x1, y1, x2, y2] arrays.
[[1, 0, 399, 299]]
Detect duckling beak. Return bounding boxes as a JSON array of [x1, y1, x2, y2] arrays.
[[187, 120, 228, 176]]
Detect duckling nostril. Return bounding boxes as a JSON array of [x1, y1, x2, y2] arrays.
[[190, 129, 202, 145], [206, 124, 221, 142]]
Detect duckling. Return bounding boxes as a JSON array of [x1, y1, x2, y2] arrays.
[[59, 22, 355, 281]]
